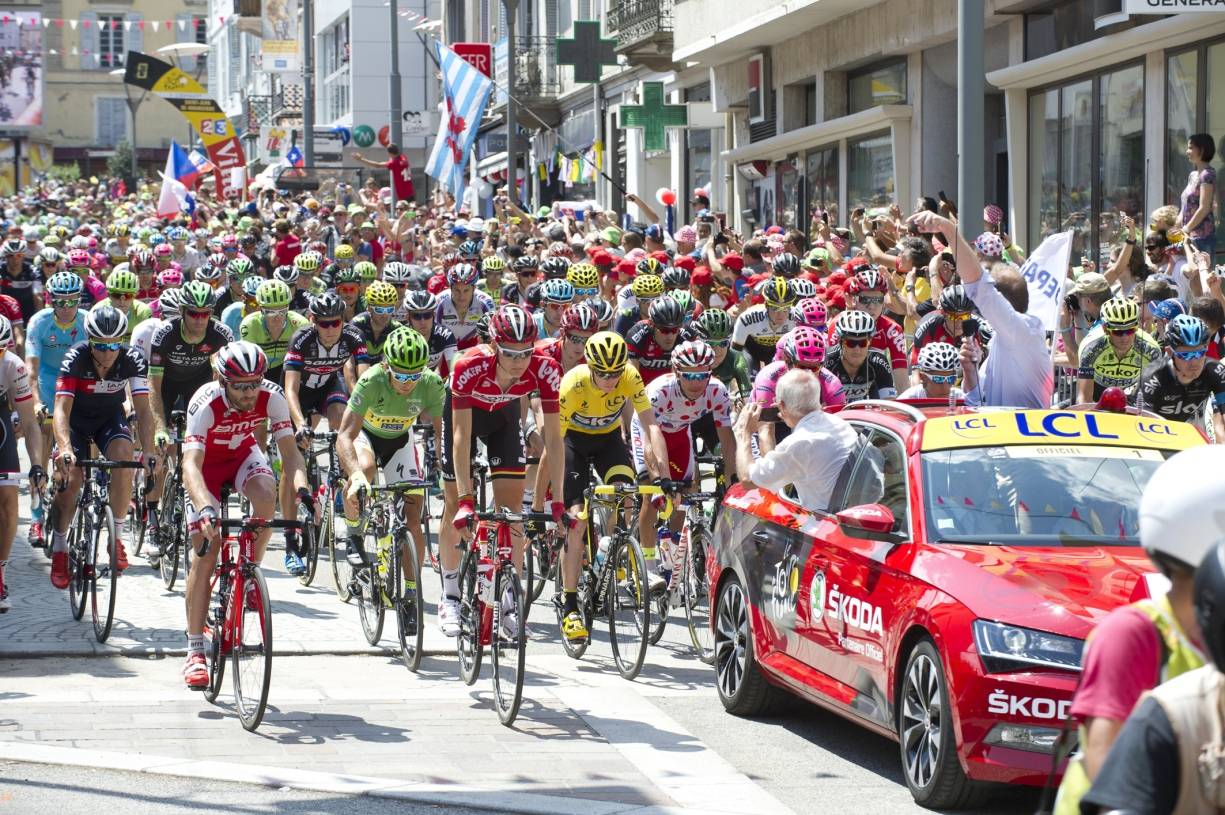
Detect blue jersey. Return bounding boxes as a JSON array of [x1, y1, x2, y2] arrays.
[[26, 308, 87, 406]]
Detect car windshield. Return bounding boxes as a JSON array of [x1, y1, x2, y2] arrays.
[[921, 445, 1172, 546]]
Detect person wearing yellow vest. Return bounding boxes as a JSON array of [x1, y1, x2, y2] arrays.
[[1080, 538, 1225, 815], [1057, 446, 1225, 815]]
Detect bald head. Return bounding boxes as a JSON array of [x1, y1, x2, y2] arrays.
[[991, 262, 1028, 313]]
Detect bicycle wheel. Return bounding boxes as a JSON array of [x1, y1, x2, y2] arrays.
[[553, 557, 591, 660], [526, 533, 553, 605], [327, 501, 354, 603], [231, 567, 273, 731], [456, 551, 483, 685], [421, 494, 440, 575], [90, 505, 119, 643], [649, 590, 669, 646], [298, 501, 319, 587], [491, 563, 526, 726], [395, 530, 424, 672], [67, 510, 88, 621], [355, 543, 385, 646], [158, 482, 180, 589], [179, 500, 193, 585], [203, 571, 227, 704], [607, 538, 650, 681], [684, 529, 716, 664], [129, 476, 146, 558]]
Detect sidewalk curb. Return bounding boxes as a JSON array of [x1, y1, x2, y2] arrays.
[[0, 646, 456, 659], [0, 743, 707, 815]]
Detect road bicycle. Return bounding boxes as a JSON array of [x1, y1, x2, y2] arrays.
[[554, 482, 670, 681], [57, 458, 146, 643], [197, 511, 302, 732], [654, 485, 721, 663], [151, 411, 190, 591], [352, 479, 431, 671], [456, 507, 553, 725], [298, 426, 338, 587]]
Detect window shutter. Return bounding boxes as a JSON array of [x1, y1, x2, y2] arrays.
[[579, 0, 592, 21], [126, 13, 143, 60], [175, 14, 197, 71], [80, 11, 99, 70]]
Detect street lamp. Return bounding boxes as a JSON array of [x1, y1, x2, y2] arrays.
[[109, 67, 144, 179], [156, 43, 212, 150]]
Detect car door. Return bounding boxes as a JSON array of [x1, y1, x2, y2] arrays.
[[799, 426, 910, 727], [743, 489, 816, 663]]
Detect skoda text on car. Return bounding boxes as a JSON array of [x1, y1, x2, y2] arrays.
[[708, 401, 1205, 808]]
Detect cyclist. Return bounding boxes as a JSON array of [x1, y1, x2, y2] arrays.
[[24, 271, 89, 548], [846, 268, 908, 392], [1077, 297, 1162, 402], [95, 268, 150, 344], [336, 327, 442, 590], [626, 295, 686, 385], [632, 340, 736, 578], [1, 238, 40, 322], [613, 273, 664, 336], [555, 331, 667, 643], [1137, 314, 1225, 437], [213, 257, 254, 315], [383, 261, 415, 321], [534, 279, 574, 339], [48, 306, 158, 588], [502, 256, 539, 306], [132, 288, 179, 372], [290, 251, 326, 309], [437, 263, 495, 351], [221, 276, 262, 337], [537, 302, 599, 374], [353, 281, 406, 374], [440, 305, 566, 637], [333, 266, 364, 322], [284, 292, 365, 436], [180, 341, 312, 690], [0, 287, 24, 358], [823, 309, 898, 403], [898, 342, 974, 401], [322, 243, 357, 289], [732, 276, 796, 371], [480, 256, 506, 305], [566, 262, 601, 304], [909, 285, 987, 367], [167, 226, 200, 278], [790, 297, 828, 332], [662, 266, 690, 295], [753, 327, 846, 441], [130, 248, 159, 307], [239, 279, 310, 388], [0, 315, 42, 610], [355, 260, 379, 299], [194, 262, 224, 296], [65, 248, 106, 309], [403, 290, 457, 376]]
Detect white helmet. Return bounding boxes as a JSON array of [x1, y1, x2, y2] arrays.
[[0, 315, 12, 350], [1140, 446, 1225, 575], [917, 342, 959, 373]]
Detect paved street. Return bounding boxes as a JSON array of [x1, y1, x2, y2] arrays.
[[0, 481, 1038, 814]]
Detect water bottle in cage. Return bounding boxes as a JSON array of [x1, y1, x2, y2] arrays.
[[477, 552, 495, 604]]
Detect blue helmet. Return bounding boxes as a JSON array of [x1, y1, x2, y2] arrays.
[[46, 270, 84, 297], [1166, 314, 1211, 348], [541, 278, 574, 304]]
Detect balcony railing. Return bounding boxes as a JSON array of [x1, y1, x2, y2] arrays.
[[607, 0, 673, 54], [495, 36, 559, 102]]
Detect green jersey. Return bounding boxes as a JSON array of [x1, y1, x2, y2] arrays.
[[347, 364, 445, 439], [713, 350, 751, 399], [96, 297, 151, 344], [239, 310, 311, 369]]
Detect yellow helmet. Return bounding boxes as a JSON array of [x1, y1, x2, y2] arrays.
[[567, 262, 600, 290], [1100, 296, 1140, 330], [335, 244, 356, 261], [366, 280, 400, 308], [585, 331, 628, 374], [631, 274, 664, 299]]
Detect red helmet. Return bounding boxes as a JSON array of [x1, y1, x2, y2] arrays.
[[489, 305, 538, 344], [849, 268, 887, 294], [561, 302, 599, 333]]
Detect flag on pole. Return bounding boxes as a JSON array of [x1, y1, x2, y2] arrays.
[[426, 41, 493, 207], [157, 142, 196, 218], [284, 145, 304, 168], [1018, 230, 1073, 331], [187, 148, 215, 177]]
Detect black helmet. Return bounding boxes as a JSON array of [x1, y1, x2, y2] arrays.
[[662, 267, 691, 290], [648, 295, 685, 329], [308, 291, 345, 319], [1195, 541, 1225, 673], [541, 256, 570, 279], [773, 252, 801, 277], [939, 285, 974, 314]]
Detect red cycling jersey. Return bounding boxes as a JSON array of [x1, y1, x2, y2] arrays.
[[0, 293, 23, 328], [184, 380, 295, 461], [871, 314, 907, 371], [449, 345, 562, 413]]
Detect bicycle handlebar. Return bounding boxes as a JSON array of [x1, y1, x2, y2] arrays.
[[474, 509, 554, 523], [73, 459, 146, 470], [217, 517, 304, 532]]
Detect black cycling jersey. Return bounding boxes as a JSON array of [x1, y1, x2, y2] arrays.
[[149, 317, 235, 386], [284, 324, 366, 389], [823, 346, 897, 403], [212, 286, 243, 317], [55, 342, 149, 421], [424, 322, 457, 371], [288, 288, 312, 313], [1138, 358, 1225, 422], [352, 313, 404, 365], [1, 261, 40, 320]]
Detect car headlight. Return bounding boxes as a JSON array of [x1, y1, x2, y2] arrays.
[[972, 620, 1083, 673]]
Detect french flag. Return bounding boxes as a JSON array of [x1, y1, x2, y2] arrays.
[[157, 140, 198, 218], [167, 140, 200, 188]]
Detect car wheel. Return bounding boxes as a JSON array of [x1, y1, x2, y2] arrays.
[[897, 638, 987, 809], [714, 575, 785, 716]]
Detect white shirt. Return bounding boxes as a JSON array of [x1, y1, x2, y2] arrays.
[[962, 268, 1053, 409], [130, 317, 164, 364], [750, 409, 858, 512]]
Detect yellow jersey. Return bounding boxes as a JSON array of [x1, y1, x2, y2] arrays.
[[559, 364, 650, 434]]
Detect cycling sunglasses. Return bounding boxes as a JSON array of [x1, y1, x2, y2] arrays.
[[315, 318, 342, 328], [90, 341, 122, 352], [925, 373, 958, 384], [946, 312, 972, 322], [221, 246, 239, 253], [1107, 327, 1137, 337], [227, 379, 263, 392], [574, 287, 598, 298], [263, 308, 289, 318], [565, 333, 591, 345], [841, 337, 871, 348], [336, 284, 360, 295], [370, 305, 397, 315], [408, 311, 433, 321], [856, 295, 885, 305], [655, 325, 680, 335], [388, 368, 424, 383], [184, 308, 213, 319], [679, 371, 712, 381], [705, 339, 730, 349], [109, 292, 135, 300], [50, 297, 80, 308], [593, 369, 622, 381], [1173, 348, 1208, 361], [498, 346, 534, 360]]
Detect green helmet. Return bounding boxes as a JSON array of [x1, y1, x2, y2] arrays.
[[695, 308, 733, 340], [179, 280, 215, 310], [355, 260, 378, 282], [382, 326, 430, 371], [227, 257, 254, 279], [106, 268, 139, 295], [256, 279, 293, 309], [333, 266, 361, 284]]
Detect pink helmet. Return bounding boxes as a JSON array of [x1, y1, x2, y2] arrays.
[[66, 248, 90, 268], [790, 297, 828, 329], [158, 269, 183, 288], [153, 243, 172, 257], [221, 233, 239, 249], [783, 326, 828, 367], [86, 236, 98, 250]]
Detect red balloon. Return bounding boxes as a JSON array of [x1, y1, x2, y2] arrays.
[[377, 125, 390, 147], [660, 189, 677, 206]]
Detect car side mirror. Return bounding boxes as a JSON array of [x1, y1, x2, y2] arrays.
[[836, 503, 901, 542]]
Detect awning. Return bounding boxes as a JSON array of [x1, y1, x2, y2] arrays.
[[721, 105, 911, 164]]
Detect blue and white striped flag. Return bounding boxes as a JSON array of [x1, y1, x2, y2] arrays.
[[426, 40, 493, 207]]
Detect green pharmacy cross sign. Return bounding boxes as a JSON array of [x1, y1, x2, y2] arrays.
[[619, 82, 688, 153], [556, 20, 618, 84]]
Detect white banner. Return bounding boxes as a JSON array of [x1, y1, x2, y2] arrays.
[[1124, 0, 1225, 12], [1018, 230, 1073, 331]]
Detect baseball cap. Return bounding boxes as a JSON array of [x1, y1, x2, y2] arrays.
[[591, 250, 614, 266], [602, 226, 623, 245], [675, 225, 697, 243], [1068, 272, 1110, 297], [691, 267, 713, 286], [721, 252, 744, 272], [644, 224, 664, 242], [674, 255, 696, 272]]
